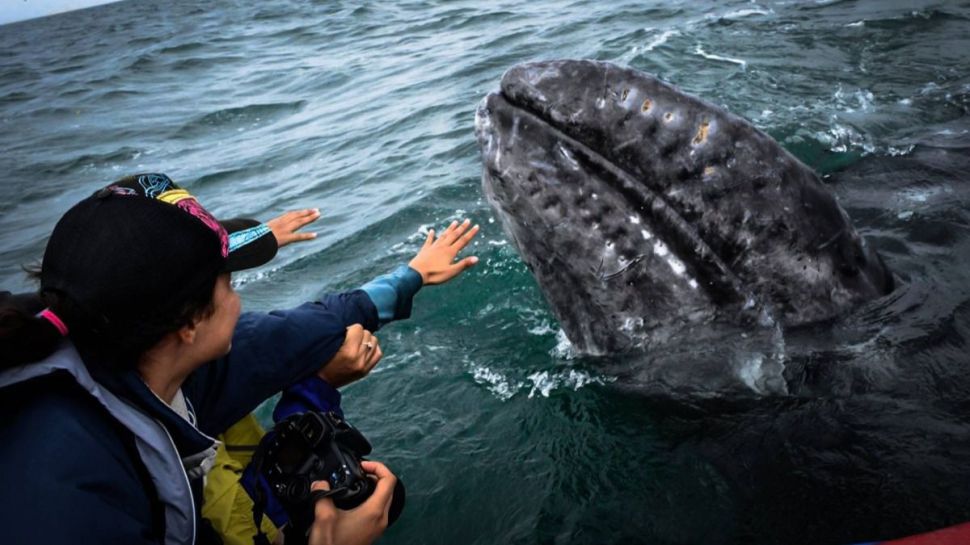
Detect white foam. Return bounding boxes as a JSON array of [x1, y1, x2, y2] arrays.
[[526, 369, 611, 398], [888, 144, 915, 156], [471, 366, 519, 401], [694, 45, 747, 69], [817, 123, 874, 154], [900, 186, 949, 204], [920, 82, 941, 95], [644, 29, 679, 52], [717, 8, 771, 20], [527, 322, 556, 336], [550, 329, 578, 360], [736, 353, 766, 393]]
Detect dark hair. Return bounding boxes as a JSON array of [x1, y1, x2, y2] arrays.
[[0, 273, 217, 370]]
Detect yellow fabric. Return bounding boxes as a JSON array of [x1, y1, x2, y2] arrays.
[[202, 413, 280, 545], [156, 189, 193, 205]]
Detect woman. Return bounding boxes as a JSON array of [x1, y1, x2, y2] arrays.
[[0, 173, 479, 545]]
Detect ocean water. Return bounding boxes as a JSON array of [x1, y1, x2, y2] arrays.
[[2, 1, 970, 544]]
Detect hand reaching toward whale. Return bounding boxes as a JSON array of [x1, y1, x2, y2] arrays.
[[408, 219, 480, 285], [267, 208, 321, 247]]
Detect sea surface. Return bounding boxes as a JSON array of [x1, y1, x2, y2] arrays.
[[2, 1, 970, 544]]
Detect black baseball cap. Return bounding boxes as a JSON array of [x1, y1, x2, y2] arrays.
[[40, 173, 277, 331]]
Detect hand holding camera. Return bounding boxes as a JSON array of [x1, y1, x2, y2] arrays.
[[254, 411, 405, 545], [308, 461, 397, 545]]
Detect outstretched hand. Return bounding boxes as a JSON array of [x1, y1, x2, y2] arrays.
[[408, 219, 480, 285], [267, 208, 321, 248]]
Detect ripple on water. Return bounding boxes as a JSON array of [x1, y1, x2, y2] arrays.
[[173, 100, 308, 139]]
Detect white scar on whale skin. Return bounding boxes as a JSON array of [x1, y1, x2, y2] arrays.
[[651, 239, 687, 277], [558, 143, 580, 170], [667, 256, 686, 276], [509, 116, 522, 146]]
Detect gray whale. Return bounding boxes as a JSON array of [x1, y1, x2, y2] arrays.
[[475, 60, 893, 354]]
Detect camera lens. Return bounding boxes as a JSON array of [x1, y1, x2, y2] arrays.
[[287, 478, 310, 502]]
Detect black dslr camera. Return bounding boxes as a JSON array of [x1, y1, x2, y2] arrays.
[[251, 411, 405, 545]]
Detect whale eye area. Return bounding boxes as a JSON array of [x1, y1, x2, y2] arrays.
[[641, 98, 652, 112]]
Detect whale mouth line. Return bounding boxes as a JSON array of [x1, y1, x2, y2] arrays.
[[481, 91, 753, 308]]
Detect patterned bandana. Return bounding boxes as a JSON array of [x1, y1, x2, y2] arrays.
[[104, 174, 231, 258]]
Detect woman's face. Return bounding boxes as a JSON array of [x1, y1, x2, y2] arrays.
[[193, 273, 241, 360]]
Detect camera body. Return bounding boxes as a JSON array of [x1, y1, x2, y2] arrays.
[[253, 410, 406, 544], [261, 410, 376, 512]]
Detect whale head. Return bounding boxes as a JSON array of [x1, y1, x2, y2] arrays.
[[475, 60, 893, 354]]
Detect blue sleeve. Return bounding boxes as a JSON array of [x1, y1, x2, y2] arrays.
[[184, 265, 422, 436], [266, 264, 422, 421], [359, 264, 424, 327], [183, 291, 379, 436], [268, 265, 424, 421]]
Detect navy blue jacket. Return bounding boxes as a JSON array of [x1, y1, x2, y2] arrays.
[[0, 265, 422, 545]]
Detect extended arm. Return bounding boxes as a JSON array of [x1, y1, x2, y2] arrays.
[[183, 291, 379, 436], [184, 218, 480, 434], [278, 219, 482, 417]]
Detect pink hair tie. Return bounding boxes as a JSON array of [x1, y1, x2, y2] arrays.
[[39, 308, 69, 336]]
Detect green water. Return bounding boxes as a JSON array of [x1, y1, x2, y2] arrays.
[[2, 1, 970, 543]]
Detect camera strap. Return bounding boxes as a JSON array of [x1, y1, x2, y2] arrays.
[[249, 439, 273, 545]]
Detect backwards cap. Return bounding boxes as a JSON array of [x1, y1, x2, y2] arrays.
[[40, 173, 277, 332]]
